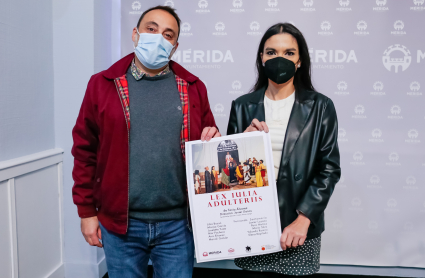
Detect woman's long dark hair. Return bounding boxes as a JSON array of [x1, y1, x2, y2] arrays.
[[251, 23, 315, 95]]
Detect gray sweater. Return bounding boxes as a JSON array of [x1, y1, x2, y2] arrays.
[[127, 68, 187, 222]]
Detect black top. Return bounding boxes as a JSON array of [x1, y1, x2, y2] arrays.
[[227, 87, 341, 239]]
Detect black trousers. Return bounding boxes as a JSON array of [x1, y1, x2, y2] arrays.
[[239, 270, 315, 278]]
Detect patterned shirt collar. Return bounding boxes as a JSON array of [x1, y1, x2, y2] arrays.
[[130, 59, 170, 80]]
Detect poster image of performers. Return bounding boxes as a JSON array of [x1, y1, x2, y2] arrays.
[[185, 132, 282, 263], [191, 134, 269, 195]]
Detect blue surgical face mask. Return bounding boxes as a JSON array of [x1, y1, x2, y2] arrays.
[[134, 30, 175, 70]]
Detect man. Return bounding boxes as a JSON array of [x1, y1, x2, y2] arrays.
[[204, 166, 213, 193], [72, 6, 220, 278]]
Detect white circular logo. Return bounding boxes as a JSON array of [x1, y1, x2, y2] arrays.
[[357, 20, 367, 30], [233, 0, 243, 8], [373, 81, 384, 91], [370, 175, 380, 184], [389, 152, 399, 162], [410, 81, 420, 91], [250, 21, 260, 31], [414, 0, 425, 5], [371, 128, 382, 138], [268, 0, 278, 7], [303, 0, 314, 7], [339, 0, 350, 7], [390, 105, 401, 115], [337, 81, 348, 91], [338, 128, 346, 138], [353, 151, 363, 161], [382, 45, 412, 73], [215, 22, 225, 31], [368, 221, 379, 230], [408, 129, 419, 139], [376, 0, 387, 6], [387, 198, 397, 207], [181, 22, 191, 32], [321, 21, 331, 31], [354, 105, 365, 115], [132, 1, 141, 10], [351, 197, 362, 207], [406, 176, 416, 185], [394, 20, 404, 30], [164, 0, 174, 8], [214, 103, 224, 113], [232, 80, 242, 90], [198, 0, 208, 8]]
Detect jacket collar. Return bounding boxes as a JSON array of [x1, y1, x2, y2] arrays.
[[248, 86, 315, 167], [102, 53, 199, 83]]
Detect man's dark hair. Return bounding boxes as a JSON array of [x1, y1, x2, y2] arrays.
[[137, 5, 181, 39]]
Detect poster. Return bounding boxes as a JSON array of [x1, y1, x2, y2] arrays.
[[185, 131, 282, 263]]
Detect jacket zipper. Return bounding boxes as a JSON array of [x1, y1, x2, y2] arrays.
[[114, 80, 130, 233]]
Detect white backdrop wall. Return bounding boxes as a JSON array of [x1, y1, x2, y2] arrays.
[[121, 0, 425, 270], [0, 0, 55, 162]]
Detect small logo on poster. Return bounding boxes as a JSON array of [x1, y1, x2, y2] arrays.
[[228, 248, 235, 253], [245, 246, 251, 253], [203, 252, 208, 257]]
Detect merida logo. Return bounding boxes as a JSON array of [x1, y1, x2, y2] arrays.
[[280, 72, 286, 76]]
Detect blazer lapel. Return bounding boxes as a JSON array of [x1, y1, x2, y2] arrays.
[[280, 97, 315, 167], [248, 87, 266, 123]]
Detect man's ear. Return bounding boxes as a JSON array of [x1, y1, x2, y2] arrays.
[[170, 41, 179, 59], [132, 27, 138, 47]]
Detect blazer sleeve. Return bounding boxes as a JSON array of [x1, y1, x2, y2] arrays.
[[296, 98, 341, 227], [71, 76, 99, 218], [197, 80, 218, 131], [226, 100, 239, 135]]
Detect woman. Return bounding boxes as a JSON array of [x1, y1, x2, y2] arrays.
[[211, 166, 219, 190], [255, 162, 263, 187], [243, 162, 251, 184], [236, 162, 244, 185], [259, 160, 267, 186], [226, 151, 232, 168], [194, 170, 201, 194], [228, 161, 237, 183], [227, 23, 340, 276]]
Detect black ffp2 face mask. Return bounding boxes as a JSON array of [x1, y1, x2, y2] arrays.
[[264, 57, 296, 84]]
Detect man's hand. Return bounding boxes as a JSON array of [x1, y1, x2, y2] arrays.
[[81, 216, 103, 248], [244, 118, 269, 133], [201, 127, 221, 141], [280, 213, 310, 250]]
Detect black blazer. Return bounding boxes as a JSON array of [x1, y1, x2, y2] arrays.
[[227, 87, 341, 239]]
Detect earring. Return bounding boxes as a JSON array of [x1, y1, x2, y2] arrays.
[[262, 63, 265, 67], [298, 64, 301, 68]]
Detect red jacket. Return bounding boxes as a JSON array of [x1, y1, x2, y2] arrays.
[[72, 53, 217, 234]]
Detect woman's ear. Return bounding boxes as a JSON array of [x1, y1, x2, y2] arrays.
[[260, 52, 264, 66]]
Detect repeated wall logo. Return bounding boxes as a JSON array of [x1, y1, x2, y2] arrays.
[[411, 0, 425, 11], [405, 129, 420, 143], [335, 81, 349, 95], [164, 0, 174, 8], [368, 175, 382, 189], [391, 20, 406, 36], [230, 0, 244, 13], [388, 105, 403, 120], [355, 21, 369, 36], [332, 219, 344, 231], [309, 49, 357, 69], [213, 22, 227, 36], [403, 176, 418, 189], [382, 45, 411, 73], [229, 80, 244, 94], [373, 0, 389, 11], [301, 0, 315, 12], [318, 21, 333, 36], [350, 197, 363, 211], [130, 1, 142, 14], [369, 129, 384, 143], [172, 49, 234, 69], [337, 0, 352, 12], [196, 0, 210, 13], [214, 103, 226, 117], [352, 105, 366, 119], [371, 81, 385, 96], [366, 221, 380, 234], [338, 128, 348, 142], [180, 23, 193, 37], [247, 21, 262, 36], [407, 81, 422, 96], [351, 151, 365, 165], [266, 0, 280, 12], [385, 198, 399, 213], [386, 152, 401, 166]]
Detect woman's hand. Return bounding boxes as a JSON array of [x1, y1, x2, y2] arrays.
[[201, 126, 221, 141], [280, 213, 311, 250], [244, 118, 269, 133]]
